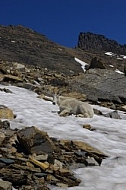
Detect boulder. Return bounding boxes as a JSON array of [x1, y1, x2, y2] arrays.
[[103, 110, 121, 119], [0, 105, 15, 119], [17, 126, 56, 155], [87, 57, 106, 69], [69, 69, 126, 104]]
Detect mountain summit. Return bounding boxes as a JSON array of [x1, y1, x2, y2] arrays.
[[78, 32, 126, 54]]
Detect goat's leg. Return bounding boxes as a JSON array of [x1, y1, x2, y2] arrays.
[[59, 108, 71, 116]]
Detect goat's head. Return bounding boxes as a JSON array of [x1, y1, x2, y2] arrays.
[[52, 88, 60, 105]]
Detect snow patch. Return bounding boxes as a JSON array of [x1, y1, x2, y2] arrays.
[[115, 69, 124, 75], [58, 48, 62, 51], [11, 40, 16, 43], [117, 57, 123, 60], [121, 55, 126, 59], [109, 65, 114, 67], [74, 57, 88, 72], [105, 52, 126, 60], [105, 52, 113, 56]]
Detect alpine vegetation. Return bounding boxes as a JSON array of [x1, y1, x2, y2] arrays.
[[53, 90, 94, 118]]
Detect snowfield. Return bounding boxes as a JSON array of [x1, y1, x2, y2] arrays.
[[0, 84, 126, 190]]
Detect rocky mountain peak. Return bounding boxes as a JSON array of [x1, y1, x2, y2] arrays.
[[77, 32, 126, 54]]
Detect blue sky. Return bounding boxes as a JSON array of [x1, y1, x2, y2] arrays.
[[0, 0, 126, 47]]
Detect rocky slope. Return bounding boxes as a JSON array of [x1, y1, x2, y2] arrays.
[[0, 25, 82, 75], [0, 25, 126, 75]]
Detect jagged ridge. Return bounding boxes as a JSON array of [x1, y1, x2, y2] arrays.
[[78, 32, 126, 54]]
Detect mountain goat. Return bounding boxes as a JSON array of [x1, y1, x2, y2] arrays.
[[53, 91, 94, 118]]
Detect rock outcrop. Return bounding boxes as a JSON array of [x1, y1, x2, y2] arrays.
[[77, 32, 126, 54], [68, 69, 126, 105]]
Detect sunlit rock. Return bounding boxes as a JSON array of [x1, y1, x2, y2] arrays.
[[0, 105, 15, 119]]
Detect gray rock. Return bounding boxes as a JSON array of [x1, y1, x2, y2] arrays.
[[0, 158, 15, 165], [103, 110, 121, 119], [86, 157, 99, 166], [69, 69, 126, 104]]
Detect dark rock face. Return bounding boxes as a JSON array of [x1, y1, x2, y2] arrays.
[[78, 32, 126, 54]]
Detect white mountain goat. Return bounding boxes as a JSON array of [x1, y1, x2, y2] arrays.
[[53, 91, 94, 118]]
